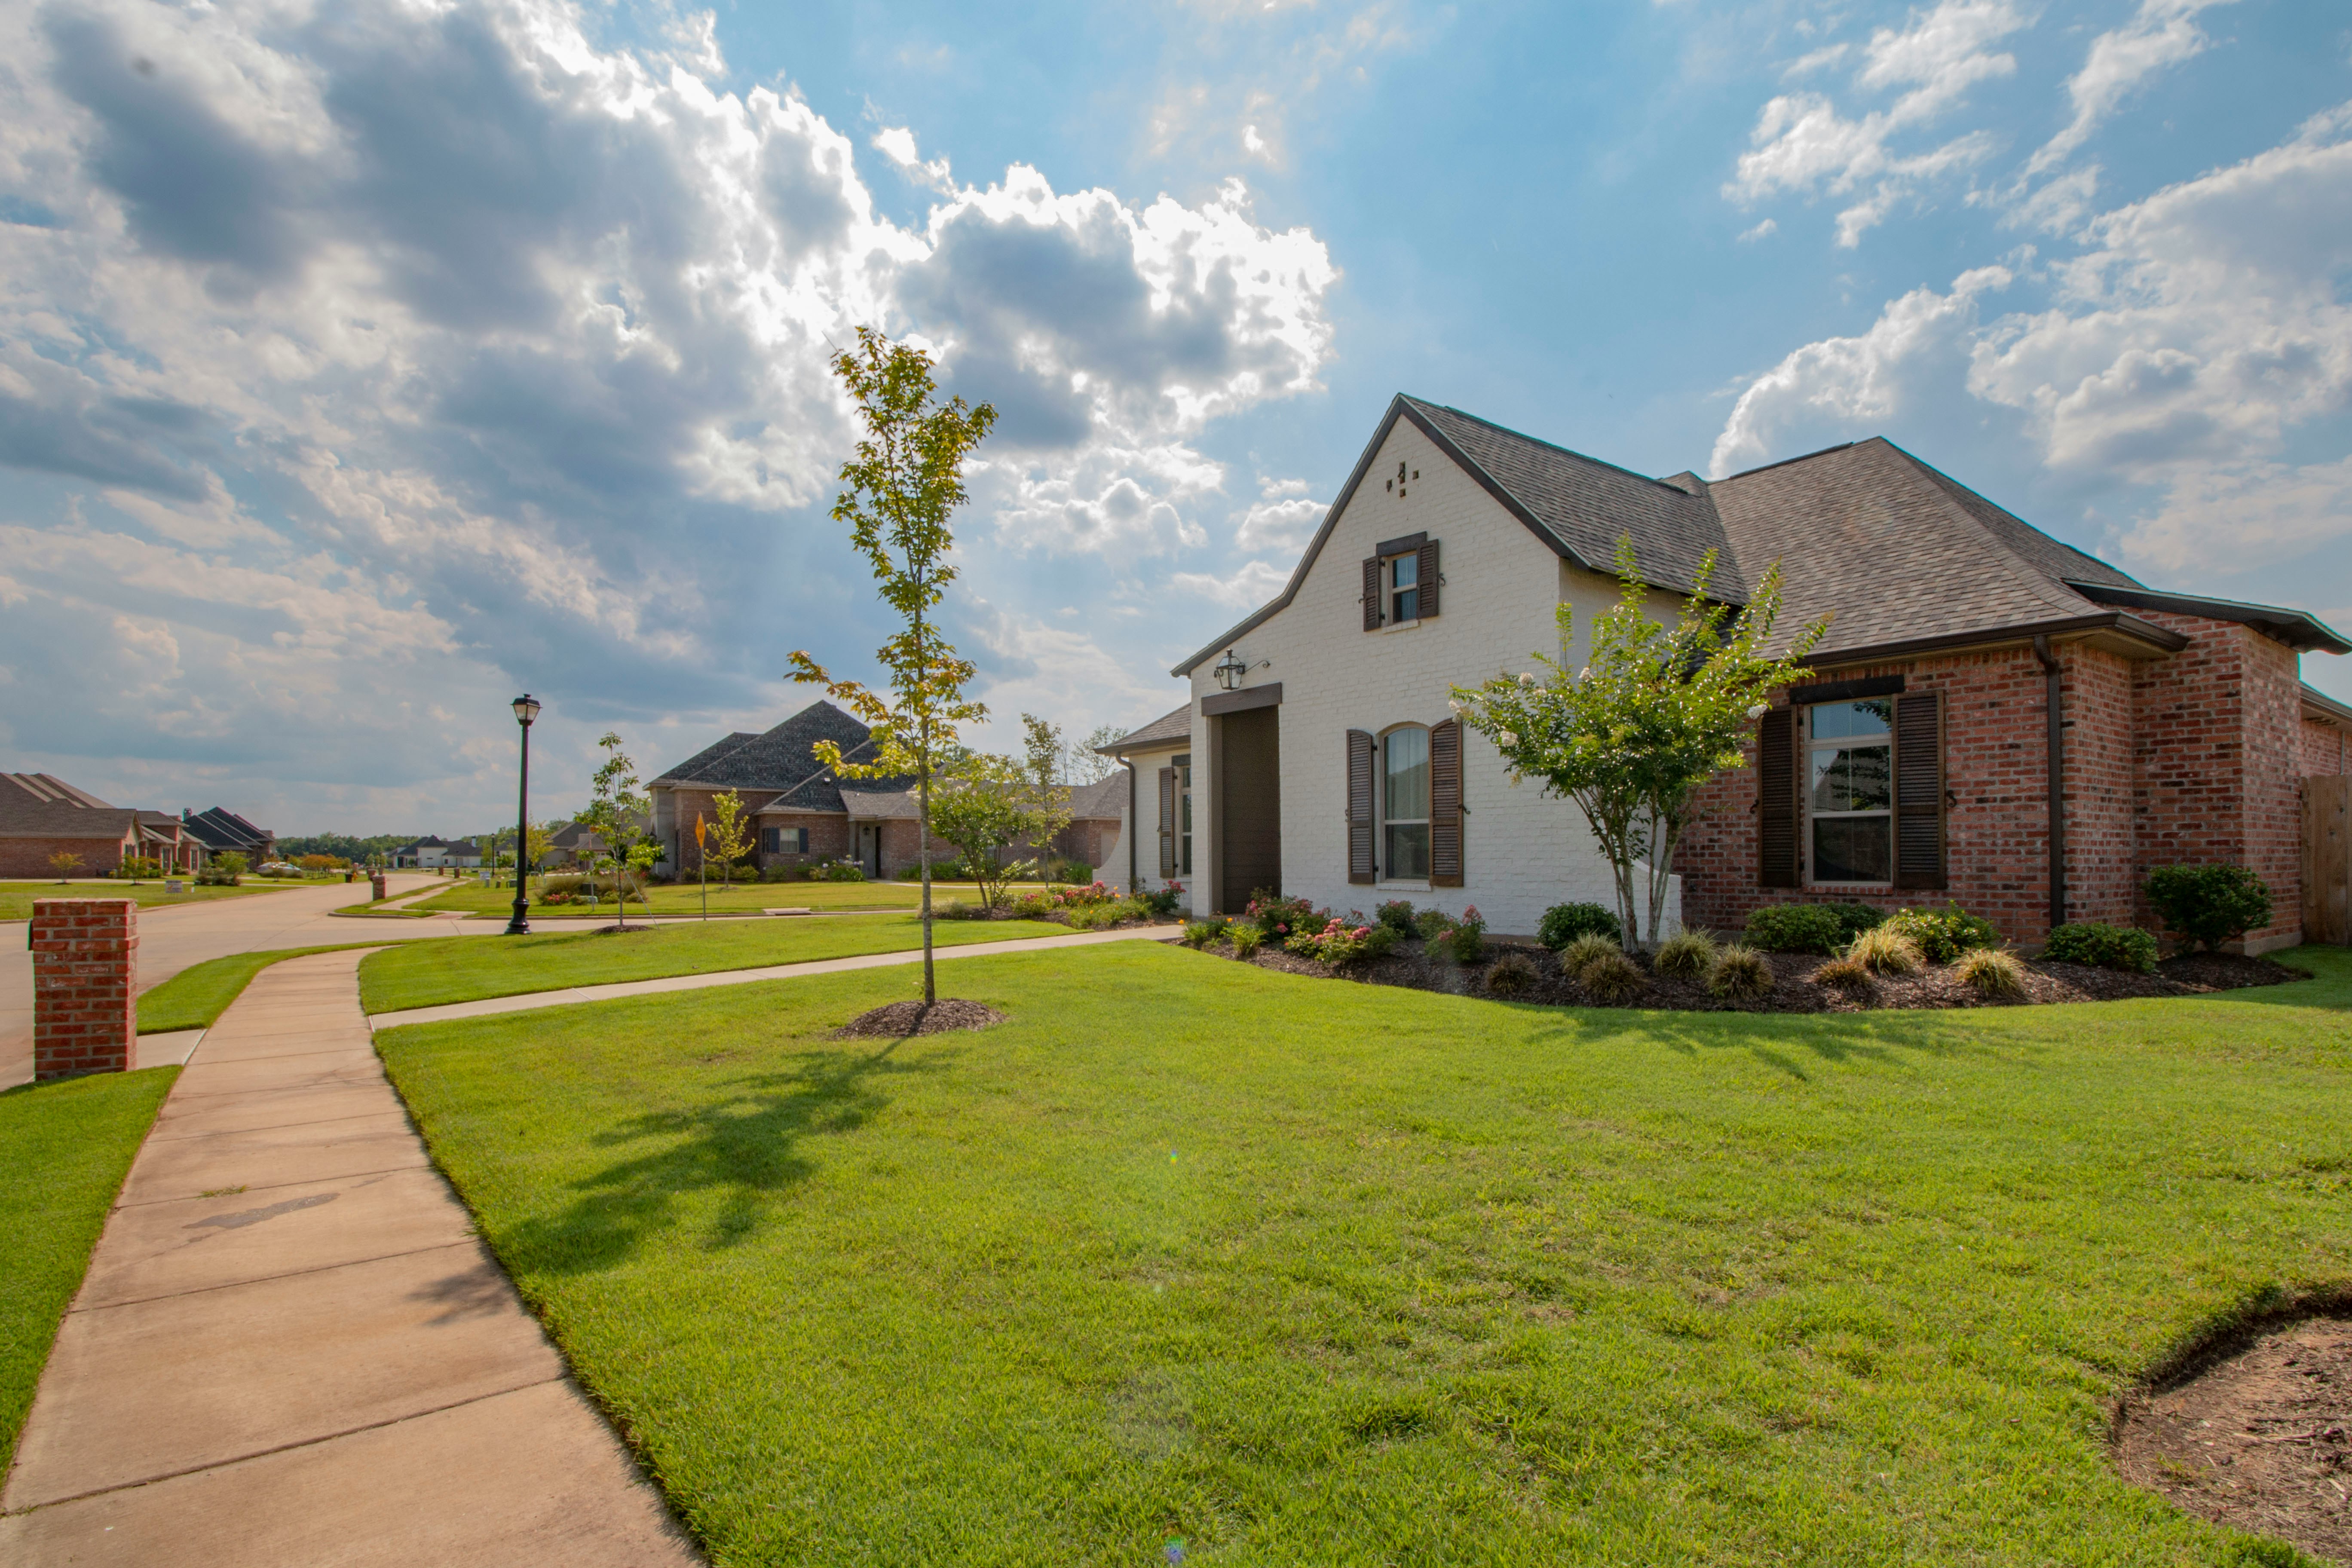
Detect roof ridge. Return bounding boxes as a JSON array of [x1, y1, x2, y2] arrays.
[[1720, 441, 1856, 481], [1402, 396, 1702, 498], [1863, 441, 2101, 623]]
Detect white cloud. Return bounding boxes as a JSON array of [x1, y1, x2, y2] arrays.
[[872, 124, 956, 193], [0, 0, 1338, 823], [1711, 266, 2013, 475], [2027, 0, 2237, 176], [1170, 557, 1291, 608], [1713, 104, 2352, 584], [1737, 217, 1779, 242], [1234, 490, 1325, 552], [1726, 0, 2024, 245]]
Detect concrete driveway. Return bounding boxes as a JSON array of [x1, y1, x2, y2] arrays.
[[2, 874, 495, 1090]]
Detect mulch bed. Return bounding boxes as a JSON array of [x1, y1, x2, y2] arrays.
[[2114, 1315, 2352, 1564], [1210, 937, 2310, 1013], [831, 999, 1008, 1039]]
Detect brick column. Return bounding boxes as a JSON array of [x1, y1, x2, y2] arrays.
[[32, 899, 140, 1081]]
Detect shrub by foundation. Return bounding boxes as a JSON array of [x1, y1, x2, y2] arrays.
[[2143, 864, 2272, 952], [2042, 921, 2159, 972], [1651, 929, 1718, 978], [1483, 950, 1539, 996], [1538, 902, 1621, 950], [1708, 943, 1774, 999], [1228, 926, 1262, 959], [1375, 900, 1418, 936], [1882, 903, 1997, 963], [1847, 926, 1923, 975], [1557, 933, 1621, 982], [1579, 950, 1648, 1003], [1954, 947, 2027, 998], [1744, 905, 1844, 955], [1181, 917, 1228, 948]]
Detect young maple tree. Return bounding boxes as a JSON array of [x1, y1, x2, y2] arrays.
[[1450, 538, 1826, 951], [578, 732, 655, 929], [790, 327, 997, 1006]]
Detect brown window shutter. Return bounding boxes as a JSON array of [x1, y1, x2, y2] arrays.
[[1430, 718, 1464, 887], [1758, 707, 1799, 888], [1157, 766, 1177, 879], [1346, 729, 1375, 884], [1361, 556, 1381, 631], [1893, 691, 1947, 890], [1416, 539, 1439, 619]]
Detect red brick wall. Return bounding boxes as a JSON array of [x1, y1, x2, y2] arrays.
[[32, 899, 139, 1080], [2067, 646, 2139, 928], [751, 811, 851, 871], [0, 835, 134, 879], [2128, 612, 2304, 950], [2303, 718, 2349, 776], [1684, 645, 2070, 940]]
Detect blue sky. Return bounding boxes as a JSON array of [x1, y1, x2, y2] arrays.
[[2, 0, 2346, 831]]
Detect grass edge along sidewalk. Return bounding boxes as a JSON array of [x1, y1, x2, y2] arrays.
[[355, 913, 1069, 1015], [137, 943, 392, 1035], [399, 879, 994, 918], [375, 943, 2352, 1566], [0, 880, 296, 922], [0, 1067, 178, 1478]]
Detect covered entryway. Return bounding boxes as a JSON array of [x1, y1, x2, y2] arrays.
[[1213, 692, 1281, 915], [854, 823, 884, 880]]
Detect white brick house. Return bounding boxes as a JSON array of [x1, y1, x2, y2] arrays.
[[1097, 395, 1687, 936]]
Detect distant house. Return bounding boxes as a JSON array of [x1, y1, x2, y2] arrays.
[[540, 815, 651, 869], [391, 836, 482, 869], [0, 773, 197, 877], [180, 806, 276, 869], [647, 701, 1123, 880]]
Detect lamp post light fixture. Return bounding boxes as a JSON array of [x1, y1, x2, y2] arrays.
[[1212, 648, 1247, 692], [504, 694, 541, 936]]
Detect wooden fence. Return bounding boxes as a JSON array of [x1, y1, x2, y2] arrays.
[[2307, 775, 2350, 946]]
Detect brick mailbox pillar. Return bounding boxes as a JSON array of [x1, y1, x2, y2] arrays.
[[31, 899, 140, 1081]]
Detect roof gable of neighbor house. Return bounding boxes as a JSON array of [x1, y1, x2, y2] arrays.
[[1067, 773, 1127, 821], [651, 703, 874, 796], [1101, 704, 1191, 753], [0, 773, 138, 839]]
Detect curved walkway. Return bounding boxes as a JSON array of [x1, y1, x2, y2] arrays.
[[0, 949, 699, 1567], [367, 924, 1182, 1031]]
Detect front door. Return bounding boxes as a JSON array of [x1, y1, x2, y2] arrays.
[[856, 824, 882, 879], [1216, 706, 1282, 915]]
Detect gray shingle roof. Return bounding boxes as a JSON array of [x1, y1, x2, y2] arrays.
[[1067, 773, 1127, 821], [0, 773, 137, 840], [1704, 438, 2154, 656], [1403, 398, 1739, 598], [1100, 704, 1190, 753], [651, 702, 876, 811]]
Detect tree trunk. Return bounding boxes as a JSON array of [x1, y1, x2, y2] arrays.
[[918, 771, 935, 1005]]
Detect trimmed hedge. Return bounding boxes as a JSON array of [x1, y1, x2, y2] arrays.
[[2042, 921, 2159, 972], [2143, 864, 2271, 952], [1538, 902, 1621, 950]]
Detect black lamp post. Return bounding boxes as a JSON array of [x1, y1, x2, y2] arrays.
[[505, 695, 541, 935]]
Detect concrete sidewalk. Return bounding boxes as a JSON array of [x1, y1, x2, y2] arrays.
[[367, 923, 1183, 1030], [0, 949, 700, 1567]]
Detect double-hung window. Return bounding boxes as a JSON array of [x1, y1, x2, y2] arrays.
[[1387, 552, 1420, 624], [1382, 726, 1430, 880], [1808, 699, 1893, 882]]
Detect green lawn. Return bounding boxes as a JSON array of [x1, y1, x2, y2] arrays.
[[403, 879, 993, 916], [138, 944, 389, 1034], [0, 880, 297, 921], [0, 1068, 179, 1477], [357, 914, 1069, 1014], [374, 943, 2352, 1566]]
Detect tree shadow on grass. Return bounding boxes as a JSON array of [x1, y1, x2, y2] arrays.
[[503, 1039, 952, 1277], [1502, 1001, 2048, 1082]]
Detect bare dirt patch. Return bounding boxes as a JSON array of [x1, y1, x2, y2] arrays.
[[2115, 1315, 2352, 1564], [831, 998, 1008, 1039], [1219, 937, 2308, 1013]]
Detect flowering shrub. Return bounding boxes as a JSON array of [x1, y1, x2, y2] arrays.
[[1140, 882, 1184, 918], [1424, 906, 1488, 964], [1246, 890, 1317, 943], [1285, 914, 1396, 965], [810, 859, 867, 882], [1375, 899, 1418, 935]]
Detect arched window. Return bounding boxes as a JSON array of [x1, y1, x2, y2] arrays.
[[1381, 725, 1430, 881]]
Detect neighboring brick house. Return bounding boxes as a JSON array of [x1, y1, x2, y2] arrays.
[[0, 773, 199, 878], [179, 805, 276, 868], [1100, 395, 2350, 948], [649, 702, 1123, 879]]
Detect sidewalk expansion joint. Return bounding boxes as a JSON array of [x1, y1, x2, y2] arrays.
[[70, 1237, 484, 1315], [110, 1160, 430, 1210], [0, 1375, 569, 1516], [144, 1108, 408, 1144]]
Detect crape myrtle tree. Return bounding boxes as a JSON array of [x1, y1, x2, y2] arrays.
[[1450, 538, 1825, 952], [790, 327, 997, 1008], [931, 754, 1049, 910]]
